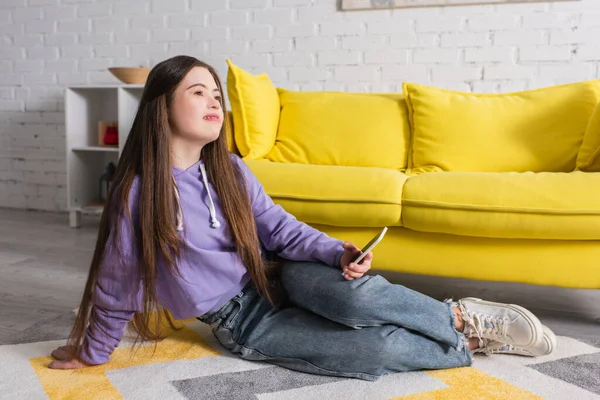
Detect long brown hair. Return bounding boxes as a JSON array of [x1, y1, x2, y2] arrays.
[[68, 55, 274, 355]]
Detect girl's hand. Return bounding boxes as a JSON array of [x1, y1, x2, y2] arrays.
[[339, 241, 373, 280], [48, 345, 90, 370]]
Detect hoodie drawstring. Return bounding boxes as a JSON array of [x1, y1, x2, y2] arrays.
[[172, 176, 185, 231], [200, 163, 221, 229], [172, 163, 221, 231]]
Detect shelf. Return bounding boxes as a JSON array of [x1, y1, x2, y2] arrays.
[[72, 146, 119, 153], [68, 150, 118, 214], [66, 85, 143, 227], [68, 84, 145, 89], [70, 206, 104, 217]]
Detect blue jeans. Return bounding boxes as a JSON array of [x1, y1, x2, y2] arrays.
[[197, 261, 473, 381]]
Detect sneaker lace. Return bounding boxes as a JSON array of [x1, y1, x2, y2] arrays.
[[459, 303, 509, 347]]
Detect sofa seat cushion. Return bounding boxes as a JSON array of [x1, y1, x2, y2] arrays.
[[245, 160, 407, 227], [402, 171, 600, 240]]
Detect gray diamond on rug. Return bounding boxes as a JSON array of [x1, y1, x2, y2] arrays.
[[172, 365, 344, 400], [0, 312, 75, 345], [582, 339, 600, 348], [530, 352, 600, 395]]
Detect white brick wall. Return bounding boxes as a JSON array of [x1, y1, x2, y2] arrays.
[[1, 0, 600, 211]]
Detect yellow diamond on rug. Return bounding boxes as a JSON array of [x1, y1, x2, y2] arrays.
[[393, 367, 542, 400], [29, 322, 219, 400]]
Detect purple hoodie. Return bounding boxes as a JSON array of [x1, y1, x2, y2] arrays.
[[76, 155, 344, 365]]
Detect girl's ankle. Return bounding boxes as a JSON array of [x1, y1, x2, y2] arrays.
[[453, 306, 465, 332]]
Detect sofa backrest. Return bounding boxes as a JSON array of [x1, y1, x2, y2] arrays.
[[226, 59, 600, 174], [226, 59, 411, 170], [265, 89, 410, 170]]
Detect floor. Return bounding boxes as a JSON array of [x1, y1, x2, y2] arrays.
[[0, 208, 598, 342]]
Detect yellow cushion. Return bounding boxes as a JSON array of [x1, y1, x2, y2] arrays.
[[402, 171, 600, 240], [226, 59, 280, 160], [403, 82, 600, 174], [265, 90, 410, 170], [244, 160, 406, 227], [224, 111, 239, 155], [577, 101, 600, 172]]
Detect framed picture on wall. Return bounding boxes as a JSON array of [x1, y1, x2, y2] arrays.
[[341, 0, 578, 10]]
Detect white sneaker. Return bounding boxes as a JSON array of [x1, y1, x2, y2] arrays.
[[457, 297, 544, 348], [476, 325, 557, 357]]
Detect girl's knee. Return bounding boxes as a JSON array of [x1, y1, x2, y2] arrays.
[[281, 260, 307, 282], [281, 260, 335, 283]]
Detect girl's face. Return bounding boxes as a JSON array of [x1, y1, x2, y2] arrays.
[[169, 66, 224, 144]]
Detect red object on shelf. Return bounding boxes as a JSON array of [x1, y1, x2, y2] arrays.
[[103, 125, 118, 145]]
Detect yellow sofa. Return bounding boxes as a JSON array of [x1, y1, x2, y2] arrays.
[[225, 59, 600, 290]]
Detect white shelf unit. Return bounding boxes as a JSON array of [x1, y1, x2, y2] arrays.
[[65, 85, 144, 227]]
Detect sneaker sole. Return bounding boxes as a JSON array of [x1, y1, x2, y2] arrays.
[[460, 297, 544, 348], [536, 325, 558, 356], [499, 326, 557, 357]]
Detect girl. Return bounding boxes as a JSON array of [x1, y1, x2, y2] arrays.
[[48, 56, 555, 379]]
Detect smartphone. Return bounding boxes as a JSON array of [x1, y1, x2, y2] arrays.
[[350, 227, 388, 265]]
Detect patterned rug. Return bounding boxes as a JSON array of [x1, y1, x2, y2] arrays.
[[1, 312, 599, 400]]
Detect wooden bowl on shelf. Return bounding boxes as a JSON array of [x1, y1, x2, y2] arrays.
[[108, 67, 150, 84]]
